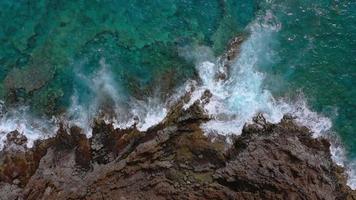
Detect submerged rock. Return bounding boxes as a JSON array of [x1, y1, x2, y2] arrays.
[[0, 100, 355, 200]]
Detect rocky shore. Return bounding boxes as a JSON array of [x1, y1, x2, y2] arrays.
[[1, 35, 356, 199], [0, 95, 355, 200]]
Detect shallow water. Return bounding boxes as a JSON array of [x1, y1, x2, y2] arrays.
[[0, 1, 256, 112], [0, 0, 355, 186], [0, 0, 258, 135]]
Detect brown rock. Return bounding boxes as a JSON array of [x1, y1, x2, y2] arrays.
[[0, 102, 354, 200]]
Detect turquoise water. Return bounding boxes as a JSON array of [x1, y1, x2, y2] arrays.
[[0, 0, 355, 160], [0, 0, 256, 114], [255, 0, 356, 156]]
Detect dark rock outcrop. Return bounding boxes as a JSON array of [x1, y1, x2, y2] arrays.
[[0, 101, 355, 200]]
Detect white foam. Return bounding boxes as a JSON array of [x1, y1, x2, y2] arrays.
[[180, 9, 356, 189], [347, 163, 356, 189], [276, 98, 332, 137], [130, 97, 167, 131], [180, 10, 283, 135], [68, 58, 169, 134], [179, 9, 332, 139], [326, 136, 356, 189], [66, 90, 95, 135], [0, 102, 57, 150]]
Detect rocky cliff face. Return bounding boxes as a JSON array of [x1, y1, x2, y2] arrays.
[[0, 98, 355, 200]]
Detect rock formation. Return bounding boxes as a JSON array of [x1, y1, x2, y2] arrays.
[[0, 96, 355, 200]]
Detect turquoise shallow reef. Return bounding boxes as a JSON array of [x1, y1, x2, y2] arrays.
[[0, 0, 355, 165]]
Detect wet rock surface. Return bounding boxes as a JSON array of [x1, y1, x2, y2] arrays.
[[0, 101, 355, 200]]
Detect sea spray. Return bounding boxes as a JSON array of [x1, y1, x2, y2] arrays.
[[0, 101, 57, 150], [67, 58, 168, 134], [67, 59, 132, 136], [178, 9, 356, 189], [180, 10, 283, 135]]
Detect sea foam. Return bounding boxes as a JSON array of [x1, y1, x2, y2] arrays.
[[179, 9, 356, 189], [0, 101, 57, 150], [67, 58, 167, 135]]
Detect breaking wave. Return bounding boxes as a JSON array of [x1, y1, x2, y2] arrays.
[[0, 101, 57, 149], [66, 58, 168, 135], [178, 9, 356, 189]]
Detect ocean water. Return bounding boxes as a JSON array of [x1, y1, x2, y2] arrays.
[[0, 0, 355, 186], [0, 0, 257, 133]]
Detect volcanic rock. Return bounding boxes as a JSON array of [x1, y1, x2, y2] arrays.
[[0, 101, 355, 200]]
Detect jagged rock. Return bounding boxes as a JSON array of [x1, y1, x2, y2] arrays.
[[4, 131, 28, 152], [215, 116, 355, 200], [216, 35, 246, 81], [0, 102, 355, 200]]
